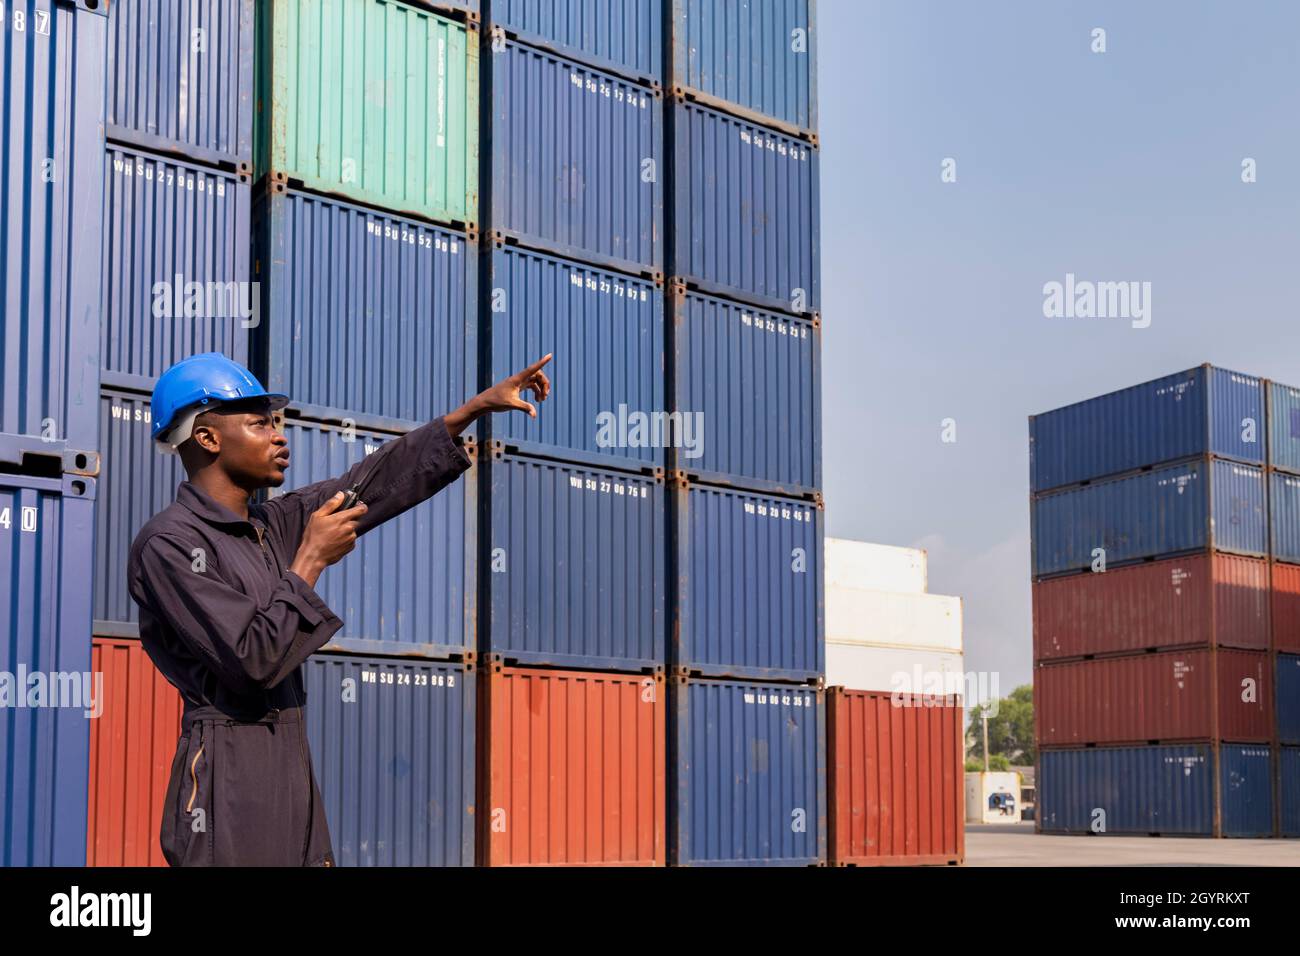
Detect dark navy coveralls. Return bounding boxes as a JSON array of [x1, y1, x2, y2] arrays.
[[128, 417, 471, 866]]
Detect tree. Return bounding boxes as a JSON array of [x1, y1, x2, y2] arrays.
[[965, 754, 1011, 772], [966, 684, 1034, 765]]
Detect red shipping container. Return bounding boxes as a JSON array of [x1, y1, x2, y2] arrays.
[[1036, 648, 1272, 746], [1033, 553, 1269, 661], [86, 637, 183, 867], [1272, 562, 1300, 654], [826, 688, 964, 866], [479, 664, 665, 866]]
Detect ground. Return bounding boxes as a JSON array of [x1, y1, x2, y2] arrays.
[[963, 823, 1300, 866]]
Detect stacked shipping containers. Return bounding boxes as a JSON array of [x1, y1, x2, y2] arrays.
[[1031, 365, 1297, 837], [1270, 382, 1300, 834]]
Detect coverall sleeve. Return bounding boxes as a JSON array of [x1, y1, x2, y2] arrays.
[[134, 532, 344, 694], [259, 415, 472, 550]]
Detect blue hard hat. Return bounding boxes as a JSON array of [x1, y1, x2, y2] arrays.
[[151, 353, 289, 443]]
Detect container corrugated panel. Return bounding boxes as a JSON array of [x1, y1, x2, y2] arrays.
[[827, 689, 963, 866], [484, 243, 664, 468], [1037, 745, 1213, 835], [669, 0, 817, 137], [256, 0, 478, 228], [86, 636, 183, 867], [94, 389, 184, 627], [483, 448, 664, 671], [1272, 562, 1300, 654], [825, 644, 964, 696], [1, 0, 105, 463], [1279, 654, 1300, 744], [0, 472, 97, 866], [1217, 745, 1274, 838], [1031, 457, 1266, 577], [102, 146, 252, 389], [1032, 553, 1270, 660], [671, 677, 825, 865], [1281, 746, 1300, 836], [252, 185, 476, 432], [673, 480, 823, 681], [1270, 473, 1300, 565], [489, 38, 663, 275], [670, 285, 820, 494], [481, 665, 665, 865], [825, 538, 927, 594], [303, 652, 476, 866], [105, 0, 255, 170], [1029, 366, 1265, 493], [826, 589, 961, 652], [277, 417, 475, 659], [490, 0, 661, 84], [1035, 649, 1273, 746], [672, 98, 820, 315], [1268, 380, 1300, 475]]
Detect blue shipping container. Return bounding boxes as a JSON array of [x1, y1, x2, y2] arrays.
[[1282, 746, 1300, 837], [102, 146, 252, 390], [490, 0, 661, 84], [669, 0, 817, 137], [489, 38, 663, 275], [1029, 366, 1265, 493], [253, 184, 476, 433], [673, 480, 823, 681], [1268, 380, 1300, 475], [1218, 745, 1274, 838], [1278, 654, 1300, 744], [671, 677, 825, 865], [303, 652, 476, 866], [0, 472, 97, 866], [94, 388, 183, 629], [483, 447, 665, 671], [671, 98, 820, 315], [1, 0, 105, 466], [484, 242, 664, 469], [1031, 457, 1266, 577], [106, 0, 255, 170], [278, 416, 476, 660], [1271, 473, 1300, 565], [670, 284, 821, 495]]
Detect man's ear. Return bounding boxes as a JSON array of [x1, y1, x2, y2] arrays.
[[191, 420, 221, 455]]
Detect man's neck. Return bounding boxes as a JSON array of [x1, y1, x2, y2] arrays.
[[190, 471, 254, 521]]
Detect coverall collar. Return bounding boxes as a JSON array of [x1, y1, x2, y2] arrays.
[[176, 480, 265, 531]]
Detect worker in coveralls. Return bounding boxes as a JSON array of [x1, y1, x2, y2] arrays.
[[128, 352, 551, 866]]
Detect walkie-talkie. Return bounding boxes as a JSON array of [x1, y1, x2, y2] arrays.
[[339, 484, 362, 510]]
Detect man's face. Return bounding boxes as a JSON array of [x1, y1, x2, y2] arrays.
[[190, 402, 291, 488]]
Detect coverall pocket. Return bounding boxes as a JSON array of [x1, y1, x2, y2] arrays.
[[164, 727, 214, 866]]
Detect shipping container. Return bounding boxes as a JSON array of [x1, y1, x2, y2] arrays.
[[825, 538, 927, 594], [825, 644, 965, 697], [826, 588, 962, 652], [669, 284, 820, 495], [1032, 553, 1270, 661], [672, 478, 823, 682], [303, 652, 476, 866], [101, 146, 252, 390], [671, 676, 825, 865], [1273, 562, 1300, 654], [965, 771, 1023, 824], [277, 416, 476, 659], [1037, 744, 1272, 837], [0, 472, 97, 866], [1270, 472, 1300, 565], [482, 242, 664, 469], [671, 97, 820, 315], [106, 0, 255, 170], [1035, 649, 1272, 746], [1, 0, 106, 468], [480, 664, 665, 865], [1279, 654, 1300, 744], [669, 0, 817, 137], [94, 389, 184, 628], [255, 0, 478, 228], [86, 636, 183, 867], [488, 38, 663, 275], [489, 0, 661, 85], [482, 446, 665, 671], [1030, 365, 1264, 494], [1281, 746, 1300, 837], [827, 688, 963, 866], [1267, 380, 1300, 475], [252, 183, 476, 432], [1031, 457, 1266, 577]]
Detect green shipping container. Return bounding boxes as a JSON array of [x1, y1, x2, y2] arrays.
[[256, 0, 478, 228]]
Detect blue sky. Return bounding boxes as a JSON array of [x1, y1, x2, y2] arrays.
[[818, 1, 1300, 691]]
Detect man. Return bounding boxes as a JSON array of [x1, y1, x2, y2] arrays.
[[128, 351, 551, 867]]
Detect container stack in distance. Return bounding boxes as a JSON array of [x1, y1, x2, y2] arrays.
[[1030, 364, 1300, 837]]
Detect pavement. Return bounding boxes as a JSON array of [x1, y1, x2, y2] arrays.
[[964, 822, 1300, 866]]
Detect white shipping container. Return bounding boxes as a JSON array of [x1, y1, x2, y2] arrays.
[[965, 772, 1023, 824], [825, 537, 927, 594], [825, 643, 966, 697], [826, 587, 963, 652]]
